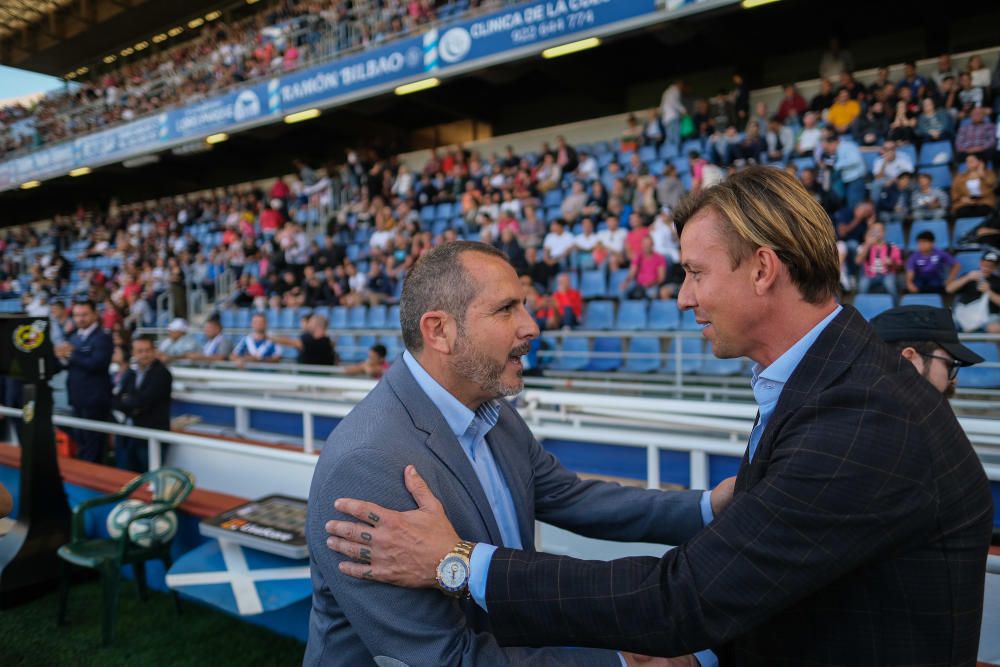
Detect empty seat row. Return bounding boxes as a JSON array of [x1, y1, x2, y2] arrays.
[[219, 305, 402, 330]]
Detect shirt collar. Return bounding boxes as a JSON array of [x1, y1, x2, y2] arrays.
[[78, 322, 98, 339], [402, 351, 500, 439], [751, 305, 842, 391]]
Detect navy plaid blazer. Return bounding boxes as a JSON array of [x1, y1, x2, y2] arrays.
[[484, 306, 994, 666]]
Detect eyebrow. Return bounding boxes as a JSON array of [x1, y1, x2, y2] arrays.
[[490, 296, 523, 313]]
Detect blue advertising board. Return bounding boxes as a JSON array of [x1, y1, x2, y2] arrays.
[[0, 0, 661, 191]]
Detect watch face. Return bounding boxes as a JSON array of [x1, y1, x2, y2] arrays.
[[437, 555, 469, 592]]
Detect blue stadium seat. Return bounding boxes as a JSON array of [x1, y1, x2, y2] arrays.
[[583, 300, 615, 330], [955, 252, 982, 275], [543, 190, 563, 207], [670, 156, 691, 175], [348, 306, 367, 328], [220, 310, 236, 329], [638, 145, 657, 163], [883, 222, 905, 248], [648, 299, 680, 329], [234, 307, 251, 329], [918, 141, 953, 166], [312, 306, 331, 322], [367, 304, 387, 328], [278, 307, 297, 329], [435, 202, 454, 220], [861, 151, 879, 174], [617, 150, 635, 166], [420, 206, 436, 223], [591, 141, 611, 155], [921, 164, 951, 190], [678, 308, 702, 331], [579, 270, 608, 299], [664, 337, 702, 374], [331, 306, 349, 329], [587, 337, 623, 372], [957, 343, 1000, 388], [597, 152, 615, 168], [853, 294, 894, 320], [266, 307, 281, 329], [551, 337, 589, 371], [647, 159, 666, 175], [545, 205, 562, 222], [953, 217, 985, 244], [623, 337, 662, 373], [431, 219, 449, 237], [658, 142, 679, 159], [701, 343, 745, 376], [899, 294, 944, 308], [792, 156, 816, 173], [896, 143, 917, 166], [387, 305, 402, 329], [378, 335, 403, 361], [616, 300, 648, 330], [908, 219, 949, 251], [609, 268, 631, 300], [681, 139, 703, 156], [336, 335, 360, 362]]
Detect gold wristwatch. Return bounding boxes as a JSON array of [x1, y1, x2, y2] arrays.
[[435, 540, 476, 598]]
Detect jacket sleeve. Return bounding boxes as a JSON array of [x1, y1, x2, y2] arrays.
[[483, 387, 937, 657], [308, 446, 622, 667], [68, 332, 113, 373], [527, 430, 705, 547]]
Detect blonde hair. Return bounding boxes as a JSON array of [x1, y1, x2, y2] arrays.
[[673, 166, 840, 304]]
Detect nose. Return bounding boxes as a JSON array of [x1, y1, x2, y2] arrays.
[[517, 303, 540, 340], [676, 275, 696, 311]]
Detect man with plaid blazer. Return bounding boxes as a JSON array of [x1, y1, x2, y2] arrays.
[[327, 167, 994, 666]]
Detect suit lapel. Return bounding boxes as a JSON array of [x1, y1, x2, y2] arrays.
[[747, 306, 871, 478], [384, 361, 504, 546], [484, 413, 535, 550]]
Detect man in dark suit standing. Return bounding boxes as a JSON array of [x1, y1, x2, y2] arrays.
[[55, 299, 112, 464], [327, 167, 994, 666], [112, 335, 172, 473]]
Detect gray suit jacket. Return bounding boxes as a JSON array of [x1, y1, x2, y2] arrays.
[[304, 359, 706, 666]]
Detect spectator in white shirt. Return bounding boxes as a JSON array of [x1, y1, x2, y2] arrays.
[[872, 141, 915, 185], [795, 112, 823, 158], [594, 215, 627, 269], [542, 220, 576, 265]]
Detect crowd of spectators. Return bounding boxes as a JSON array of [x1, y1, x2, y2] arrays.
[[3, 49, 1000, 367], [0, 0, 511, 157]]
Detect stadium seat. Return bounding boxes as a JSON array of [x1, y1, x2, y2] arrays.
[[583, 300, 615, 330], [678, 308, 702, 331], [908, 219, 949, 251], [896, 143, 917, 166], [622, 337, 662, 373], [953, 217, 985, 244], [616, 300, 648, 330], [312, 306, 331, 322], [387, 305, 402, 329], [367, 304, 387, 328], [235, 308, 252, 329], [664, 337, 702, 374], [658, 142, 679, 159], [638, 146, 657, 163], [921, 164, 952, 190], [336, 335, 361, 362], [609, 268, 631, 300], [587, 337, 623, 372], [420, 206, 436, 223], [551, 337, 589, 371], [278, 307, 297, 329], [431, 219, 449, 237], [348, 305, 367, 328], [220, 310, 236, 328], [543, 190, 563, 208], [378, 335, 403, 361], [266, 307, 281, 329], [918, 140, 953, 166], [853, 294, 894, 320], [899, 294, 944, 308], [591, 141, 611, 156], [648, 299, 680, 329], [670, 156, 691, 175], [580, 270, 608, 299], [435, 202, 454, 220], [957, 343, 1000, 388], [955, 252, 982, 275], [701, 343, 745, 376], [792, 156, 816, 173], [883, 222, 905, 248], [862, 151, 879, 174], [331, 306, 349, 329], [681, 139, 703, 156]]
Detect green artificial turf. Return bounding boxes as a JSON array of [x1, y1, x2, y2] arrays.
[[1, 579, 305, 666]]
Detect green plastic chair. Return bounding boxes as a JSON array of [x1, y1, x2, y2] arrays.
[[57, 467, 195, 646]]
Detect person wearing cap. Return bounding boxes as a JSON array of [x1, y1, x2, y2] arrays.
[[905, 230, 958, 294], [157, 318, 198, 363], [946, 249, 1000, 334], [871, 305, 984, 396]]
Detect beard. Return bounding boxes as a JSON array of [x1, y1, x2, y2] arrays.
[[450, 335, 531, 399]]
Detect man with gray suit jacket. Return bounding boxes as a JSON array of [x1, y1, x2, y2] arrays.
[[306, 241, 733, 666]]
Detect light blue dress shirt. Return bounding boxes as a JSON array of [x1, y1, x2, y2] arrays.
[[747, 306, 842, 463], [402, 352, 522, 551], [835, 141, 866, 184], [469, 307, 842, 666]]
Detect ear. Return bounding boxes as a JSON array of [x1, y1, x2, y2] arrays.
[[749, 246, 782, 296], [900, 346, 925, 374], [419, 310, 456, 355]]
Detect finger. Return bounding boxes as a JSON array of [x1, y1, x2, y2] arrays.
[[326, 535, 373, 564], [339, 559, 382, 582], [334, 498, 392, 526], [324, 519, 375, 545], [404, 465, 442, 512]]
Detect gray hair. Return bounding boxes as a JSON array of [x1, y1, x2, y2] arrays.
[[400, 241, 508, 353]]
